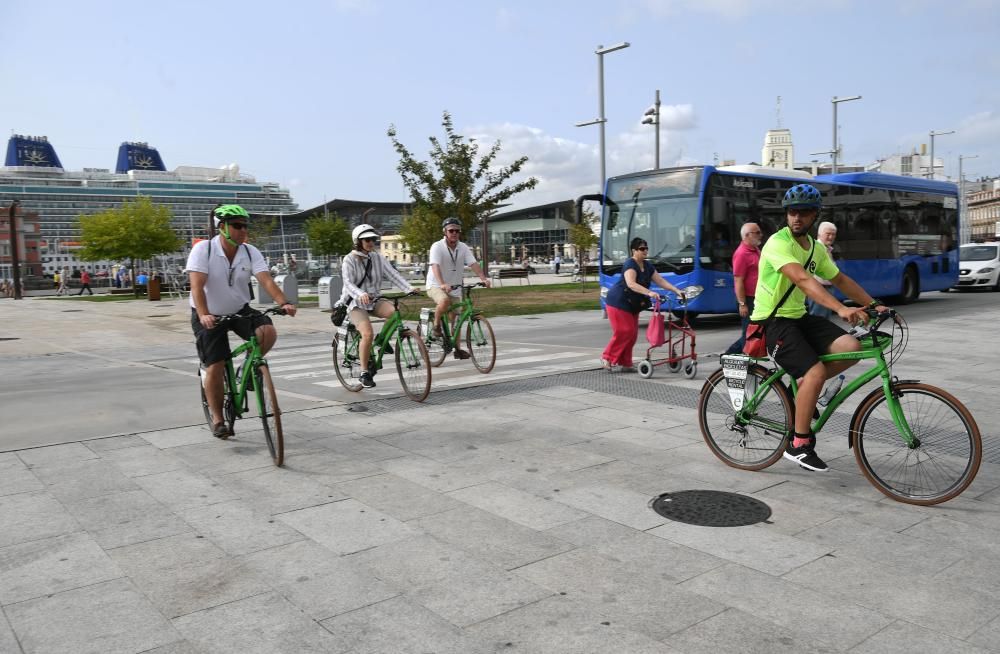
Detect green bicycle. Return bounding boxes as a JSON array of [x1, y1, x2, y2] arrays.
[[198, 307, 286, 466], [331, 292, 432, 402], [417, 282, 496, 373], [697, 309, 982, 505]]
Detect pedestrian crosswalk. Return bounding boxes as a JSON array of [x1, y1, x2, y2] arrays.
[[275, 339, 599, 397], [165, 337, 601, 400]]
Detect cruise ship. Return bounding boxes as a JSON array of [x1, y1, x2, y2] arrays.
[[1, 135, 298, 272]]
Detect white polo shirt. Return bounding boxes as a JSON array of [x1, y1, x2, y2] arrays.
[[185, 236, 268, 315], [426, 238, 476, 298]]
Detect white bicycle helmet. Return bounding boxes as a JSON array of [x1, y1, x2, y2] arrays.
[[352, 223, 379, 242]]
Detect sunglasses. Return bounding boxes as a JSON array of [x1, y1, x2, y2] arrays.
[[227, 223, 248, 230], [787, 208, 818, 217], [361, 237, 378, 243], [446, 229, 461, 234], [636, 246, 649, 251]]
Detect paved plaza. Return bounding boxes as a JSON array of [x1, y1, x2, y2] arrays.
[[1, 294, 999, 653]]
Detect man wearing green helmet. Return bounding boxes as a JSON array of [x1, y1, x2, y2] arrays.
[[185, 204, 297, 439], [751, 184, 887, 472]]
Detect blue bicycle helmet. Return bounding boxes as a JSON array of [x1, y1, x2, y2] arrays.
[[782, 184, 822, 209]]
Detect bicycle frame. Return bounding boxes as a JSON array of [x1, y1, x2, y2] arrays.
[[225, 336, 265, 415], [738, 331, 916, 448], [438, 287, 480, 347], [370, 311, 406, 370]]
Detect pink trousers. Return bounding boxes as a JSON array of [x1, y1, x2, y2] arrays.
[[602, 305, 640, 366]]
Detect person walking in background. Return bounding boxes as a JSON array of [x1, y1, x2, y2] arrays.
[[601, 237, 685, 372], [52, 270, 60, 291], [77, 269, 93, 295], [806, 221, 838, 319], [553, 254, 561, 275], [724, 222, 763, 355], [56, 268, 69, 295]]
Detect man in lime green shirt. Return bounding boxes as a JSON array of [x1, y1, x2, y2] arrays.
[[751, 184, 887, 472]]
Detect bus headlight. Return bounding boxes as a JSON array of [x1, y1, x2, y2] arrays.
[[683, 285, 703, 300]]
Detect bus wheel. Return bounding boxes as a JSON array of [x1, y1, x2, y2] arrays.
[[898, 267, 919, 304]]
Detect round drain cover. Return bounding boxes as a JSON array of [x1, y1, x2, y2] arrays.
[[650, 490, 771, 527], [347, 405, 369, 412]]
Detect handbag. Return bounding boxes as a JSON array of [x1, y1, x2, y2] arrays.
[[742, 240, 816, 358], [646, 298, 665, 347]]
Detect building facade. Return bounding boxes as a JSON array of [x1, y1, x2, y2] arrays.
[[762, 128, 794, 170], [967, 178, 1000, 242], [0, 205, 42, 281]]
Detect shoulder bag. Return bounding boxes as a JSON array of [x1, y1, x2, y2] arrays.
[[743, 240, 815, 358]]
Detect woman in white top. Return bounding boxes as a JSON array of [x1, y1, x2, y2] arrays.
[[341, 223, 414, 388]]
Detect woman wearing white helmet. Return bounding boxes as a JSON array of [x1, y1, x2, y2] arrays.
[[341, 223, 415, 388]]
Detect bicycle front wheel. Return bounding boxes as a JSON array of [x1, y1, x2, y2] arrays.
[[852, 383, 981, 505], [698, 365, 792, 470], [466, 316, 496, 373], [255, 365, 284, 467], [417, 322, 447, 367], [395, 330, 431, 402], [331, 333, 363, 392]]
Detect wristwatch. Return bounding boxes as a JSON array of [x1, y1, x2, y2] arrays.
[[738, 300, 747, 306]]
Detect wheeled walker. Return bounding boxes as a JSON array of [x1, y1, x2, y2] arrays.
[[637, 296, 698, 380]]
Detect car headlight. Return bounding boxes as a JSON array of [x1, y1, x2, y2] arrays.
[[978, 267, 995, 274], [682, 285, 703, 300]]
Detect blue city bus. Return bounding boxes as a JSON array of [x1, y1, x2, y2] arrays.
[[589, 165, 959, 316]]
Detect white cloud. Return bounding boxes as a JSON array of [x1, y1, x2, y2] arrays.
[[463, 106, 698, 210]]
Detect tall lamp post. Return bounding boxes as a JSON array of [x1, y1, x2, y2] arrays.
[[576, 42, 630, 194], [641, 89, 661, 169], [831, 95, 861, 174], [928, 129, 955, 179], [959, 153, 979, 244]]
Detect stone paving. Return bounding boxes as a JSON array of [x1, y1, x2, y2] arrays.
[[2, 297, 1000, 653]]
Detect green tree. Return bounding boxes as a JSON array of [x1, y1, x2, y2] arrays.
[[304, 213, 352, 264], [569, 207, 600, 282], [77, 196, 181, 296], [398, 204, 443, 263], [388, 111, 539, 263]]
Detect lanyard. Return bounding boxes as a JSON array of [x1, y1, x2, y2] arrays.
[[447, 243, 459, 271]]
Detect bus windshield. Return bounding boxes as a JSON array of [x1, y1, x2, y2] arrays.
[[602, 168, 701, 276]]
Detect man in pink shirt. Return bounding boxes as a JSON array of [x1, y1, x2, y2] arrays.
[[723, 222, 763, 355]]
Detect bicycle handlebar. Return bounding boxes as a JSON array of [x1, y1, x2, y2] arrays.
[[213, 306, 287, 325]]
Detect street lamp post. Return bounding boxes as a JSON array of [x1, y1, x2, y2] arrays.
[[928, 129, 955, 180], [959, 153, 979, 244], [831, 95, 861, 174], [576, 42, 630, 194], [641, 89, 661, 169]]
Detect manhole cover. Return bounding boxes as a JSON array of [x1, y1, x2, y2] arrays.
[[0, 338, 19, 341], [347, 405, 369, 412], [62, 309, 84, 313], [650, 490, 771, 527]]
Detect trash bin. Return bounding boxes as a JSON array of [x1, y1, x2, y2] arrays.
[[318, 276, 333, 310], [250, 277, 269, 306], [273, 274, 298, 305], [147, 278, 161, 301]]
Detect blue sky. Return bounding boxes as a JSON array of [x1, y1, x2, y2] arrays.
[[4, 0, 998, 211]]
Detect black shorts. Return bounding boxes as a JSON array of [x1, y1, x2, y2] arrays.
[[191, 305, 273, 366], [765, 314, 848, 379]]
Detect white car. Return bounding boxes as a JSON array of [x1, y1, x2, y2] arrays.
[[954, 243, 1000, 291]]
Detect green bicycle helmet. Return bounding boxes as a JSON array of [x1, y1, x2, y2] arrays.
[[212, 204, 250, 227], [782, 184, 823, 209]]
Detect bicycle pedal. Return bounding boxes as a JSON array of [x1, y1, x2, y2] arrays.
[[383, 344, 394, 354]]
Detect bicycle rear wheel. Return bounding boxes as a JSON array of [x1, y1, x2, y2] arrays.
[[255, 364, 284, 467], [851, 383, 981, 505], [396, 330, 431, 402], [466, 316, 496, 373], [331, 330, 363, 392], [698, 365, 792, 470], [417, 322, 447, 367]]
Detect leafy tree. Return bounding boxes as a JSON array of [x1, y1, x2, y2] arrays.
[[304, 213, 352, 263], [398, 204, 443, 263], [387, 111, 539, 264], [77, 196, 181, 296], [569, 206, 600, 282]]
